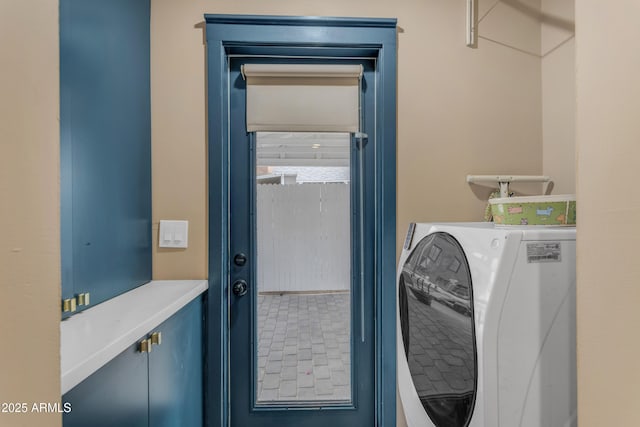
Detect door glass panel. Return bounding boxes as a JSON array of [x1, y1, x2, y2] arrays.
[[255, 131, 352, 404], [398, 232, 477, 426]]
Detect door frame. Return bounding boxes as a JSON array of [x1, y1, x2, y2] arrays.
[[204, 14, 397, 427]]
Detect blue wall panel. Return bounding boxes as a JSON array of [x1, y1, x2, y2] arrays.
[[60, 0, 151, 313]]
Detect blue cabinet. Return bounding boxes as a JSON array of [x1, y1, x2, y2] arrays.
[[63, 299, 203, 427], [60, 0, 152, 317], [63, 342, 149, 427], [149, 299, 204, 427]]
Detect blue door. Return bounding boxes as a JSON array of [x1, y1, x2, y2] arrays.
[[228, 58, 376, 426]]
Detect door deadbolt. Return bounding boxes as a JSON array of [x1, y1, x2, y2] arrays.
[[232, 280, 248, 297]]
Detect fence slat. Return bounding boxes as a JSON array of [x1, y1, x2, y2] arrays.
[[257, 183, 350, 292]]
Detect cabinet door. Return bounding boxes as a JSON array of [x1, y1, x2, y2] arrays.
[[63, 342, 149, 427], [149, 298, 203, 427], [60, 0, 152, 318]]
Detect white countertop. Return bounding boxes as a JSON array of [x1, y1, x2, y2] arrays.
[[60, 280, 208, 394]]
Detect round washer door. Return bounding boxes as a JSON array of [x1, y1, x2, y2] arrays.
[[398, 232, 477, 427]]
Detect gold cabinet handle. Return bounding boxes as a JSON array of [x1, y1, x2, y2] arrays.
[[76, 292, 91, 306], [62, 298, 77, 313], [150, 331, 162, 346], [139, 338, 152, 353], [63, 292, 91, 313]]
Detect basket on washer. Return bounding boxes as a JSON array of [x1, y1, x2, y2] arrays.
[[489, 194, 576, 226]]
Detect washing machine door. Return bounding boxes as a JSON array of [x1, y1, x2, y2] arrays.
[[398, 232, 477, 427]]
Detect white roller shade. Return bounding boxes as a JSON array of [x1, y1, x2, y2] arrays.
[[242, 64, 363, 132]]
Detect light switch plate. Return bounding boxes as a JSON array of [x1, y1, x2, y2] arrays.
[[159, 220, 189, 248]]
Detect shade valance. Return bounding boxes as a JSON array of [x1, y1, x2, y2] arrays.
[[242, 64, 363, 132]]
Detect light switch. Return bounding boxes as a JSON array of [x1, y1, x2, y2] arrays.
[[159, 220, 189, 248]]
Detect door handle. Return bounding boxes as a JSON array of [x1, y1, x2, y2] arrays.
[[233, 253, 247, 267], [232, 279, 248, 297]]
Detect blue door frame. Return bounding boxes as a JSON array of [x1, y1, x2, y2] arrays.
[[205, 15, 397, 427]]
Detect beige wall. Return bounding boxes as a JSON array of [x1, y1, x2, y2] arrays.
[[150, 0, 544, 276], [151, 2, 209, 279], [0, 2, 61, 426], [575, 1, 640, 425], [542, 0, 575, 194]]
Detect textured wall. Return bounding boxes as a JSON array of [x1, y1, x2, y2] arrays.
[[542, 0, 576, 194], [575, 1, 640, 425], [0, 1, 61, 426]]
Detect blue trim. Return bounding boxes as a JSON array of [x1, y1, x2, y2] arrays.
[[224, 45, 381, 59], [205, 37, 230, 427], [60, 0, 74, 310], [205, 14, 397, 28], [205, 15, 397, 427], [376, 33, 398, 427]]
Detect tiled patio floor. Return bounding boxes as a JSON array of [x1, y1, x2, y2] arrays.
[[257, 292, 351, 402]]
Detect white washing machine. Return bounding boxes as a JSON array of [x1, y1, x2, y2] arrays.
[[397, 223, 576, 427]]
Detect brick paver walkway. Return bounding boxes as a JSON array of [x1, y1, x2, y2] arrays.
[[257, 292, 351, 402]]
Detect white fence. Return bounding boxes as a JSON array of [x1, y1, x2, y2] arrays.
[[257, 183, 350, 293]]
